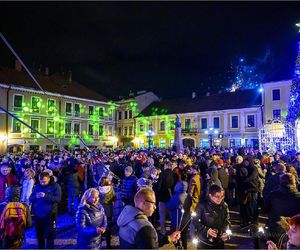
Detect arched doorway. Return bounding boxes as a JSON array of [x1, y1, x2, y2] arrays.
[[182, 138, 195, 148]]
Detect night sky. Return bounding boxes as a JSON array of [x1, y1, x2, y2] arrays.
[[1, 2, 300, 100]]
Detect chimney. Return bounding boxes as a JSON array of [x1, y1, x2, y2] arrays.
[[68, 70, 72, 83], [45, 67, 49, 76], [15, 60, 22, 71], [192, 92, 196, 99]]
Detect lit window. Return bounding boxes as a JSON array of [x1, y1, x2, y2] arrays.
[[46, 120, 54, 134], [48, 99, 55, 114], [31, 97, 40, 113], [185, 119, 191, 131]]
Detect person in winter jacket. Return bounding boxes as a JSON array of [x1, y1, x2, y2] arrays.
[[264, 173, 300, 242], [76, 188, 107, 250], [193, 184, 231, 249], [20, 168, 35, 205], [29, 172, 62, 249], [98, 177, 116, 249], [120, 166, 137, 205], [62, 162, 81, 216], [157, 161, 176, 235], [0, 164, 17, 202], [167, 180, 188, 249], [117, 187, 180, 249]]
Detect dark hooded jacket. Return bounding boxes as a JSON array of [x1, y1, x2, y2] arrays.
[[117, 205, 168, 249], [29, 177, 61, 218]]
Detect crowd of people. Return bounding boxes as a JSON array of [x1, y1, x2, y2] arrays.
[[0, 146, 300, 249]]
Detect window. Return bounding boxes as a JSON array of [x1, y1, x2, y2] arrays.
[[108, 109, 113, 120], [129, 110, 133, 119], [118, 111, 122, 120], [231, 115, 239, 128], [31, 97, 40, 113], [108, 126, 113, 136], [140, 124, 144, 132], [99, 125, 104, 136], [74, 104, 80, 117], [66, 102, 72, 116], [148, 122, 153, 131], [129, 126, 133, 135], [170, 139, 174, 147], [273, 109, 281, 119], [73, 123, 80, 135], [13, 95, 23, 111], [247, 115, 255, 128], [160, 139, 166, 148], [230, 139, 241, 147], [99, 107, 104, 118], [65, 122, 72, 135], [46, 145, 54, 152], [160, 121, 165, 131], [118, 127, 122, 136], [169, 120, 175, 130], [201, 118, 207, 129], [213, 117, 220, 129], [124, 127, 128, 136], [88, 124, 94, 136], [89, 106, 94, 117], [12, 119, 21, 133], [46, 120, 55, 134], [47, 99, 55, 114], [31, 119, 39, 133], [272, 89, 281, 101], [124, 110, 128, 119], [185, 119, 191, 130]]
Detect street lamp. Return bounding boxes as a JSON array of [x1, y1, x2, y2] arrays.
[[145, 129, 155, 149], [204, 128, 219, 147]]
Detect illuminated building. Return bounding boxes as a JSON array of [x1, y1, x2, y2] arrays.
[[0, 62, 118, 154]]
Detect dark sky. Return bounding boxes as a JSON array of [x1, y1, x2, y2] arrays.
[[0, 2, 300, 100]]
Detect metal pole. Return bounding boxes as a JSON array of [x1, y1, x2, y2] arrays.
[[0, 105, 69, 153]]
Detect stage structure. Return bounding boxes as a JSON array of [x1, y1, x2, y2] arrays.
[[259, 119, 296, 153]]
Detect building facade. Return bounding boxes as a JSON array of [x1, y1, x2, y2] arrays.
[[115, 91, 159, 147], [0, 65, 118, 154]]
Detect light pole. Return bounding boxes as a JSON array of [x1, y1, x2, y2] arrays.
[[204, 128, 219, 148], [145, 129, 155, 149]]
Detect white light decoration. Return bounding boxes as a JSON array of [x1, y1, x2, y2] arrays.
[[259, 119, 296, 153]]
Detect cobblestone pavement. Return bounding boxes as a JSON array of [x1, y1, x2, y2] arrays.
[[22, 208, 268, 249]]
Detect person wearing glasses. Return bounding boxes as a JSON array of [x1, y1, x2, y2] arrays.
[[117, 187, 181, 249], [193, 184, 231, 249]]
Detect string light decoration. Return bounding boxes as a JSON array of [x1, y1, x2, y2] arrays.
[[287, 23, 300, 126], [259, 119, 296, 153]]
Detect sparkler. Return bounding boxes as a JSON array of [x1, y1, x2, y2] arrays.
[[180, 211, 197, 231]]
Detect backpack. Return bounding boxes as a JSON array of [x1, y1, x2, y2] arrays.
[[0, 202, 27, 247]]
